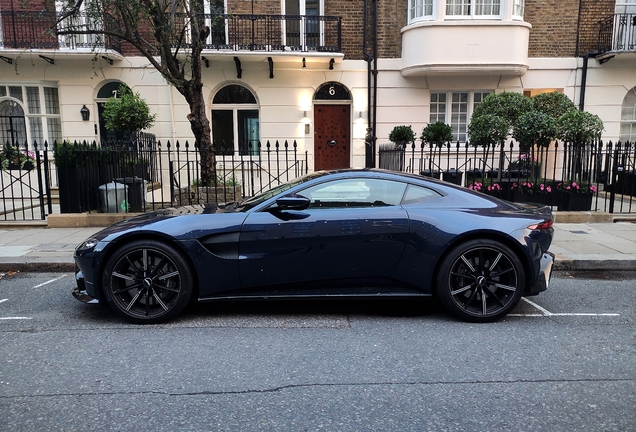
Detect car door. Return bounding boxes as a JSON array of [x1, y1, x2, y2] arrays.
[[238, 177, 410, 288]]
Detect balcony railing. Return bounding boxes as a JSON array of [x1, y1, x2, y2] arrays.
[[598, 13, 636, 53], [0, 10, 58, 49], [177, 13, 342, 53], [0, 10, 121, 52], [1, 10, 340, 54]]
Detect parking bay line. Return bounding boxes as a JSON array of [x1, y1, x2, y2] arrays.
[[33, 274, 67, 288], [508, 297, 620, 317], [0, 299, 33, 320]]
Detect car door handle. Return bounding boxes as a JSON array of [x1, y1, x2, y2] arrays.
[[373, 220, 394, 226]]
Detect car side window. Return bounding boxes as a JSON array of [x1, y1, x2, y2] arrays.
[[401, 184, 441, 205], [299, 178, 407, 209]]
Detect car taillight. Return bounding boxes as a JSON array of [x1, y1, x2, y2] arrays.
[[528, 220, 553, 230]]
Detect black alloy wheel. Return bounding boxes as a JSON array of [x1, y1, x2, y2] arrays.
[[102, 240, 193, 324], [436, 239, 525, 323]]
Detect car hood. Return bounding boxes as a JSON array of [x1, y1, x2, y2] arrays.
[[91, 204, 247, 242]]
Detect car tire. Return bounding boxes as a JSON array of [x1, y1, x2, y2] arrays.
[[436, 239, 525, 323], [101, 240, 194, 324]]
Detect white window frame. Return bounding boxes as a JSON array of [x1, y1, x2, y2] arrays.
[[620, 87, 636, 143], [211, 85, 260, 157], [0, 83, 62, 146], [55, 0, 101, 50], [445, 0, 502, 20], [282, 0, 325, 48], [615, 1, 636, 14], [203, 0, 228, 47], [430, 90, 492, 142], [512, 0, 525, 20], [408, 0, 435, 23]]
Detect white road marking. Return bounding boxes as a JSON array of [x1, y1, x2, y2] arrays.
[[33, 274, 68, 288], [512, 297, 620, 317], [0, 299, 8, 304], [0, 317, 33, 320]]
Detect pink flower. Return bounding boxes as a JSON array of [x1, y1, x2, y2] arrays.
[[590, 185, 597, 193], [546, 186, 552, 193]]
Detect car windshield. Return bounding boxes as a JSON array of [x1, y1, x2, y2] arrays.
[[235, 172, 325, 212]]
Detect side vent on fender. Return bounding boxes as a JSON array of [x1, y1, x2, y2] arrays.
[[198, 232, 240, 259]]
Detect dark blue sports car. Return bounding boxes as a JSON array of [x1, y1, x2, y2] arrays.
[[73, 169, 555, 323]]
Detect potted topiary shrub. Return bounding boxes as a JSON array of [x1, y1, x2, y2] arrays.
[[557, 110, 604, 184], [512, 111, 558, 179], [102, 84, 156, 144], [421, 122, 460, 184], [388, 125, 415, 149]]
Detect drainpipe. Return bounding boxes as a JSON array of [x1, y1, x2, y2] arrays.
[[363, 0, 378, 168], [579, 51, 599, 111]]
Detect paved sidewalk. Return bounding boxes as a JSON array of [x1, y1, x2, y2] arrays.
[[1, 222, 636, 273]]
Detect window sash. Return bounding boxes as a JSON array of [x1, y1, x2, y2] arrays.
[[409, 0, 434, 21], [512, 0, 525, 18], [430, 90, 491, 142], [0, 84, 62, 145], [446, 0, 501, 18]]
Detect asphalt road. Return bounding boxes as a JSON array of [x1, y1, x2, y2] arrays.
[[0, 272, 634, 432]]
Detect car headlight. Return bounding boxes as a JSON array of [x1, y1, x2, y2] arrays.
[[76, 238, 99, 250]]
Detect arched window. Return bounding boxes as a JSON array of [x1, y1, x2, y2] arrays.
[[0, 99, 27, 146], [0, 84, 61, 146], [212, 84, 260, 156], [620, 87, 636, 143]]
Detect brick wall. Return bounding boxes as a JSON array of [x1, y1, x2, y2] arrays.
[[526, 0, 579, 57], [229, 0, 281, 15], [376, 0, 407, 58], [526, 0, 615, 58], [326, 0, 365, 60], [578, 0, 614, 55]]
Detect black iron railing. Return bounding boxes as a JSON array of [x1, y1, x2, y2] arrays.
[[379, 140, 636, 213], [2, 9, 341, 54], [0, 10, 59, 49], [1, 138, 308, 220], [176, 13, 342, 53], [598, 13, 636, 53], [0, 10, 121, 52]]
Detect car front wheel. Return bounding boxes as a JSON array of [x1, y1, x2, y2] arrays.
[[436, 239, 525, 323], [102, 240, 193, 324]]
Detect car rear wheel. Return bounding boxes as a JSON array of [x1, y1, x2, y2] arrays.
[[102, 240, 193, 324], [436, 239, 525, 323]]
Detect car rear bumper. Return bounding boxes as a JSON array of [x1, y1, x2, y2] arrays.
[[526, 251, 555, 296]]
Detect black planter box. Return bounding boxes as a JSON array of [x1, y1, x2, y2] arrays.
[[558, 192, 594, 211], [442, 170, 463, 186]]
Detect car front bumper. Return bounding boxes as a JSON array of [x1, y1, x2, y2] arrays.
[[72, 271, 99, 304]]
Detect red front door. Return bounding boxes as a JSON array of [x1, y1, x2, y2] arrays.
[[314, 105, 351, 171]]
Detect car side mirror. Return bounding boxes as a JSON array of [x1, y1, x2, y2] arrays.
[[274, 194, 310, 211]]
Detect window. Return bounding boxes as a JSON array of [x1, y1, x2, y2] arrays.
[[212, 84, 260, 156], [430, 91, 492, 142], [283, 0, 323, 48], [402, 184, 441, 205], [615, 0, 636, 14], [620, 87, 636, 143], [409, 0, 434, 22], [446, 0, 501, 18], [299, 178, 407, 208], [0, 84, 62, 146], [512, 0, 525, 19]]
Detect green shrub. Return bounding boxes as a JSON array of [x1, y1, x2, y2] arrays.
[[421, 122, 453, 147], [388, 125, 415, 145], [102, 85, 156, 133]]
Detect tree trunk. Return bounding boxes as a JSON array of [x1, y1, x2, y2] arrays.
[[185, 87, 216, 186]]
